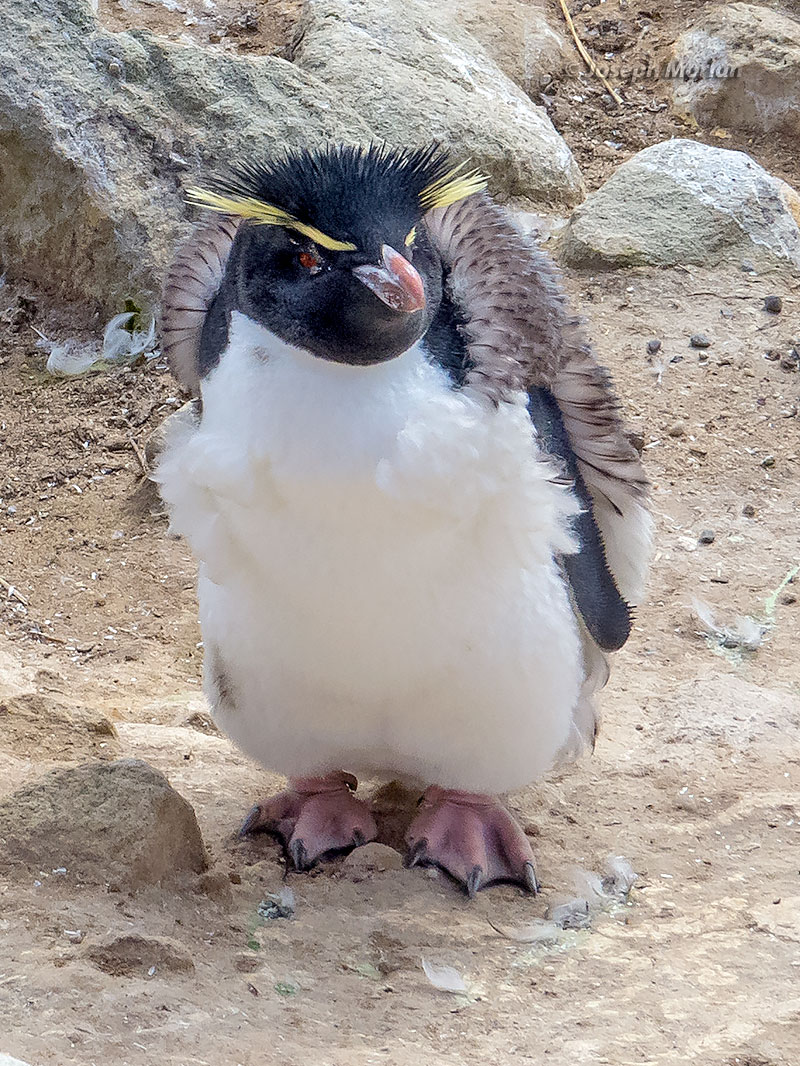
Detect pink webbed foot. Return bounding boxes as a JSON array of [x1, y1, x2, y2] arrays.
[[405, 786, 540, 898], [240, 771, 377, 870]]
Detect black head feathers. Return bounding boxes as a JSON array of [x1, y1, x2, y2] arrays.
[[186, 143, 487, 256]]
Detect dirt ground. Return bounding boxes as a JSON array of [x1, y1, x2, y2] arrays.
[[2, 1, 800, 1064]]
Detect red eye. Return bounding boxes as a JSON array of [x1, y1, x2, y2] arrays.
[[298, 250, 321, 272]]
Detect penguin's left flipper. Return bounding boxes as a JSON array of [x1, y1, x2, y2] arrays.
[[527, 387, 632, 653]]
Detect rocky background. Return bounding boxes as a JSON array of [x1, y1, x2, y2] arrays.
[[1, 1, 799, 1064]]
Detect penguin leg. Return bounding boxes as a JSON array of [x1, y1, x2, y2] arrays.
[[404, 786, 539, 898], [240, 771, 377, 871]]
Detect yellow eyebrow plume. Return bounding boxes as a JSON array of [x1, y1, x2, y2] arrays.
[[185, 187, 358, 252], [419, 163, 488, 210]]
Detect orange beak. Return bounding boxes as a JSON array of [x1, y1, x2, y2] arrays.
[[352, 245, 426, 314]]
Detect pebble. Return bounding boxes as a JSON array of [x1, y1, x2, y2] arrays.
[[86, 934, 195, 977], [780, 353, 798, 372], [782, 593, 797, 606], [646, 338, 662, 354], [742, 503, 757, 517], [698, 529, 716, 545], [667, 420, 686, 437], [764, 349, 780, 361], [690, 333, 711, 349], [741, 260, 756, 273], [342, 843, 404, 873], [761, 455, 776, 468], [763, 294, 783, 314]]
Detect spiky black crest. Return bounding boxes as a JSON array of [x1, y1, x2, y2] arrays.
[[188, 143, 486, 255]]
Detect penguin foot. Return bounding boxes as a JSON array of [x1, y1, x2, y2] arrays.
[[240, 771, 377, 870], [404, 786, 539, 898]]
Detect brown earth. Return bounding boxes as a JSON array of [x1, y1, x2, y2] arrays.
[[1, 1, 800, 1064]]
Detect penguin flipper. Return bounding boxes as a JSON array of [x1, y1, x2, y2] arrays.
[[161, 216, 240, 397]]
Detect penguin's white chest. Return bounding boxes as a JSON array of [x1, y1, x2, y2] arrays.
[[157, 314, 585, 792]]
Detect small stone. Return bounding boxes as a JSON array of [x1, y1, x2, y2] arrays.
[[107, 59, 123, 78], [763, 294, 783, 314], [764, 349, 780, 361], [780, 354, 798, 372], [781, 593, 797, 605], [698, 529, 716, 544], [761, 455, 776, 468], [667, 420, 686, 437], [626, 430, 646, 455], [234, 954, 262, 973], [741, 260, 756, 273], [183, 710, 221, 736], [85, 934, 195, 977], [690, 333, 712, 349], [0, 760, 207, 889], [342, 843, 404, 874], [646, 338, 662, 354], [742, 503, 756, 517]]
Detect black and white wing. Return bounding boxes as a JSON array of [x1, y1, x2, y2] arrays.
[[425, 194, 652, 655]]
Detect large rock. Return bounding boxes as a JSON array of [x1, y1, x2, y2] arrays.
[[1, 0, 582, 318], [670, 4, 800, 140], [291, 0, 584, 205], [561, 139, 800, 272], [0, 759, 207, 888], [0, 0, 370, 316], [436, 0, 567, 93]]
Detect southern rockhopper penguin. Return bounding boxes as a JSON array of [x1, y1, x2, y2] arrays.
[[156, 144, 652, 897]]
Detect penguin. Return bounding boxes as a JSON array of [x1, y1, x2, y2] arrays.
[[156, 143, 651, 897]]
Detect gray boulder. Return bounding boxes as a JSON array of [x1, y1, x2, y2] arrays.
[[291, 0, 583, 205], [561, 139, 800, 272], [436, 0, 568, 93], [669, 3, 800, 140], [1, 0, 582, 318], [0, 759, 207, 889], [0, 0, 369, 316]]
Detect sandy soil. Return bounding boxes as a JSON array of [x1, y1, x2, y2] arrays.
[[2, 2, 800, 1064], [2, 257, 799, 1066]]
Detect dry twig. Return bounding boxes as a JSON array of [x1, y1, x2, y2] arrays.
[[128, 435, 150, 476], [0, 576, 28, 606], [557, 0, 624, 106]]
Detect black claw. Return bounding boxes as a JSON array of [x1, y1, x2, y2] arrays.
[[466, 864, 484, 900], [404, 838, 428, 869], [239, 805, 263, 837], [523, 861, 540, 896], [352, 828, 366, 848], [288, 838, 309, 871]]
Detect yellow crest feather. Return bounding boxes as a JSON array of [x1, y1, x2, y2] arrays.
[[418, 163, 488, 210], [185, 187, 358, 252]]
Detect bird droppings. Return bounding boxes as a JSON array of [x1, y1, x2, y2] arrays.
[[257, 886, 296, 920], [693, 599, 769, 654]]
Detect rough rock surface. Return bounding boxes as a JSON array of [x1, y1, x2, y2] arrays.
[[0, 0, 369, 315], [291, 0, 583, 205], [0, 758, 207, 888], [1, 0, 581, 316], [561, 139, 800, 271], [670, 4, 800, 139], [437, 0, 567, 93]]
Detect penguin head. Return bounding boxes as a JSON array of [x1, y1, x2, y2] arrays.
[[187, 144, 486, 366]]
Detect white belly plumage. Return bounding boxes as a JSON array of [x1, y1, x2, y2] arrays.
[[156, 314, 587, 793]]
